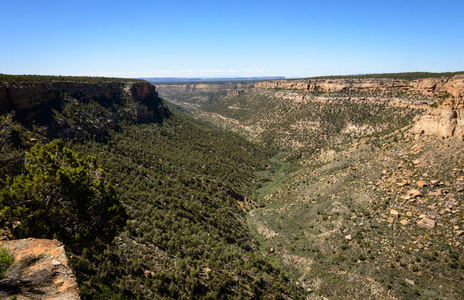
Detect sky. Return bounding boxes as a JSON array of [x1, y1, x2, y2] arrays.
[[1, 0, 463, 78]]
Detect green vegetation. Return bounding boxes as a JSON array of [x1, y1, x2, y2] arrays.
[[0, 140, 127, 253], [0, 247, 14, 278], [0, 74, 145, 84], [69, 112, 301, 299], [0, 77, 304, 299], [0, 113, 33, 177]]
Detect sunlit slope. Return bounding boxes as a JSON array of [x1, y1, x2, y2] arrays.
[[158, 76, 464, 299]]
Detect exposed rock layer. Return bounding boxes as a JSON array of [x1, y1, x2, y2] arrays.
[[255, 76, 464, 138], [413, 108, 464, 138], [254, 76, 464, 102], [0, 80, 169, 139], [0, 81, 163, 114], [0, 238, 80, 299]]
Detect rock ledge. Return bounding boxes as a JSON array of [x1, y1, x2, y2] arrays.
[[0, 238, 80, 300]]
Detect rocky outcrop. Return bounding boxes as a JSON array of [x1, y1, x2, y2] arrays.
[[0, 238, 80, 299], [228, 90, 244, 96], [254, 75, 464, 99], [0, 81, 163, 115], [0, 79, 170, 139], [256, 75, 464, 139], [411, 78, 464, 139], [413, 108, 464, 139]]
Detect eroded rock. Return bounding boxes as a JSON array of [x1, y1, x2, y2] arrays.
[[407, 189, 422, 198], [0, 238, 80, 299], [417, 218, 436, 229]]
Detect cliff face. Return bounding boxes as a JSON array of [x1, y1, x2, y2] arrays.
[[0, 81, 164, 114], [254, 75, 464, 99], [0, 82, 113, 112], [255, 76, 464, 139], [413, 107, 464, 138], [412, 76, 464, 138], [0, 80, 169, 139]]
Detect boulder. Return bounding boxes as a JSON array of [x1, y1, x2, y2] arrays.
[[390, 209, 399, 219], [407, 189, 422, 198], [416, 180, 427, 187], [405, 278, 415, 285], [0, 238, 80, 299], [417, 218, 436, 229]]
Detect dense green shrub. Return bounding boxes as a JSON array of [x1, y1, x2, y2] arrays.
[[0, 140, 127, 253], [67, 112, 303, 299], [0, 74, 144, 84]]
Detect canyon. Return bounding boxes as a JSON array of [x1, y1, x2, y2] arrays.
[[157, 73, 464, 298], [159, 74, 464, 140], [1, 73, 463, 299]]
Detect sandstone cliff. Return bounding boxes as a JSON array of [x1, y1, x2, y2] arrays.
[[0, 81, 161, 112], [254, 75, 464, 99], [413, 108, 464, 138], [0, 78, 169, 139], [0, 238, 80, 299], [255, 75, 464, 139], [0, 80, 168, 116]]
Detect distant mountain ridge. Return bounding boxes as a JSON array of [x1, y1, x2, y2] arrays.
[[141, 76, 285, 83]]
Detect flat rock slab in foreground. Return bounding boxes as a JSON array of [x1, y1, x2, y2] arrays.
[[0, 238, 80, 300]]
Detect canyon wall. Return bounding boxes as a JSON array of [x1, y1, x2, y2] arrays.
[[0, 81, 163, 114], [0, 79, 169, 139], [254, 76, 464, 100], [255, 75, 464, 139]]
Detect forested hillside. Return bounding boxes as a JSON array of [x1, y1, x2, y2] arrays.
[[69, 112, 306, 298], [0, 76, 304, 299]]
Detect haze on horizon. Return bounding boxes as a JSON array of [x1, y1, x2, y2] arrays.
[[1, 0, 463, 79]]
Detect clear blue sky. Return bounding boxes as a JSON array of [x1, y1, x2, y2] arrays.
[[1, 0, 463, 78]]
